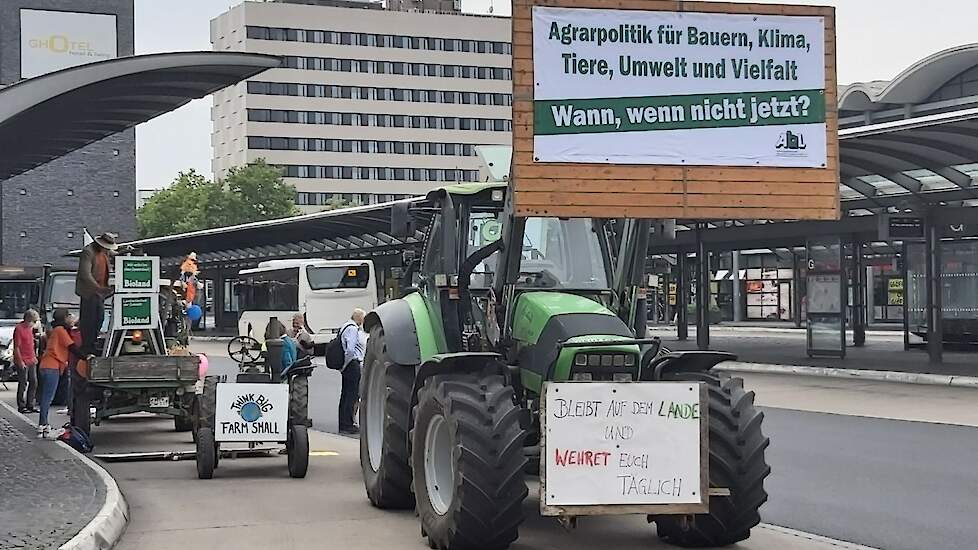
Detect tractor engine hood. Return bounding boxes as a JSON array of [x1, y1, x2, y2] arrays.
[[511, 292, 636, 386]]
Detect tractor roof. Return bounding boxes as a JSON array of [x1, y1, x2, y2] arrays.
[[426, 182, 507, 200]]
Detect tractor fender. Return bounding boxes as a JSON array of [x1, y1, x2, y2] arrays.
[[641, 351, 737, 381], [364, 299, 423, 366]]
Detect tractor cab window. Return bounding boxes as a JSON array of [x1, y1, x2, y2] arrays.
[[518, 218, 609, 289], [465, 212, 503, 289]]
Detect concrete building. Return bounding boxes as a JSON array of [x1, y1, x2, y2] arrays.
[[210, 0, 512, 212], [0, 0, 135, 269]]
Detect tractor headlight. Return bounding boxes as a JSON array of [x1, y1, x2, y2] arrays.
[[575, 354, 587, 366], [612, 354, 625, 367], [624, 354, 636, 367], [600, 354, 613, 367], [588, 354, 600, 367]]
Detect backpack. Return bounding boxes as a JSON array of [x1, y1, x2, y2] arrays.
[[58, 424, 94, 454], [325, 324, 354, 371]]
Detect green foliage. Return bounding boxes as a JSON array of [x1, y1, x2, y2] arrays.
[[137, 160, 299, 238]]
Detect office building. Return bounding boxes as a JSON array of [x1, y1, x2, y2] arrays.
[[0, 0, 136, 268], [210, 0, 512, 212]]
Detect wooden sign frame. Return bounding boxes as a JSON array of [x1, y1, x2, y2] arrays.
[[538, 381, 709, 517], [512, 0, 839, 220]]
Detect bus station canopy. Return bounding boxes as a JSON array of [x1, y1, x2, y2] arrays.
[[0, 51, 281, 181]]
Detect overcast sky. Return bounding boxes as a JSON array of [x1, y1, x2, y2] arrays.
[[134, 0, 978, 193]]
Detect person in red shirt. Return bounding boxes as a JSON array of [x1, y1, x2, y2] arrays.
[[14, 309, 39, 414], [37, 309, 88, 438]]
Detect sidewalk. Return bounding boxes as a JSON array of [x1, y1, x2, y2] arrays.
[[649, 325, 978, 378], [0, 398, 104, 549]]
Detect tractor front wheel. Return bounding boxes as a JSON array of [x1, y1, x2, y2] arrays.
[[412, 373, 527, 550], [652, 371, 770, 547], [196, 428, 216, 479], [360, 325, 415, 509]]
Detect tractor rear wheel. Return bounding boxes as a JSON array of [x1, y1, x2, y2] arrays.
[[652, 371, 770, 547], [288, 424, 309, 478], [198, 376, 219, 430], [196, 428, 216, 479], [412, 373, 527, 550], [289, 375, 309, 427], [360, 324, 415, 509]]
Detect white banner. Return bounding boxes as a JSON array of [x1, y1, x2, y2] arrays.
[[20, 9, 117, 79], [532, 7, 827, 167], [543, 382, 702, 507], [215, 383, 289, 442]]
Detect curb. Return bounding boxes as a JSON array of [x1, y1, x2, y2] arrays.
[[0, 400, 130, 550], [716, 361, 978, 388], [758, 524, 879, 550]]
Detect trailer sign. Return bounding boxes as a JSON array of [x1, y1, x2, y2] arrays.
[[111, 293, 158, 330], [215, 383, 289, 442], [115, 256, 160, 293], [540, 382, 707, 514]]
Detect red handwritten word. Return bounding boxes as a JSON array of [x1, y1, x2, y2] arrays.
[[554, 448, 612, 467]]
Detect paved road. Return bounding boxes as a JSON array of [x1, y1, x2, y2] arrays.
[[761, 407, 978, 550], [192, 341, 978, 549]]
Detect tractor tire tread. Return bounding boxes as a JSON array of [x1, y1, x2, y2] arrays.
[[413, 373, 527, 550], [361, 325, 415, 509], [653, 371, 770, 548]]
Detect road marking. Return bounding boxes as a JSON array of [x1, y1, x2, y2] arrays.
[[759, 524, 880, 550], [310, 451, 339, 457]]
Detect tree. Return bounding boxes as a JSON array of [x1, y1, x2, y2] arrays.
[[137, 160, 299, 238]]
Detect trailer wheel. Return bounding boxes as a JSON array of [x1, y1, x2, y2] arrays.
[[652, 371, 770, 547], [196, 428, 216, 479], [289, 375, 309, 427], [412, 373, 527, 550], [288, 424, 309, 478], [360, 324, 415, 509], [174, 414, 193, 432]]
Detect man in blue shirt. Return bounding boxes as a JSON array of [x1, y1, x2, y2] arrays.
[[338, 308, 366, 435]]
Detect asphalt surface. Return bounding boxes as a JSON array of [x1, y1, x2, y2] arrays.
[[761, 407, 978, 550], [81, 410, 856, 550], [126, 340, 978, 549]]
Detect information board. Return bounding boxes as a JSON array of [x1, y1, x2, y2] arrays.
[[111, 293, 158, 330], [115, 256, 160, 294], [541, 382, 707, 515], [215, 383, 289, 442], [512, 0, 839, 221]]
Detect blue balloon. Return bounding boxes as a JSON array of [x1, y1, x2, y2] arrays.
[[187, 304, 203, 322]]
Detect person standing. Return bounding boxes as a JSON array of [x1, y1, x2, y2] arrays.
[[14, 309, 39, 414], [76, 232, 117, 355], [38, 310, 87, 438], [338, 308, 366, 435]]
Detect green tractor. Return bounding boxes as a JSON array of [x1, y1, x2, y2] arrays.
[[359, 182, 770, 549]]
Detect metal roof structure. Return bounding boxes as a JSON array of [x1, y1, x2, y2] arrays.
[[0, 51, 281, 181], [125, 198, 426, 270]]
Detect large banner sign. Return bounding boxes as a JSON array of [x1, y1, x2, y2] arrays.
[[20, 9, 117, 79], [511, 0, 839, 221], [533, 7, 826, 167]]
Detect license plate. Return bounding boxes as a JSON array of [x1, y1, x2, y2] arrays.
[[149, 396, 170, 408]]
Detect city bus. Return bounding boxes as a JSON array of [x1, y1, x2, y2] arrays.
[[236, 259, 377, 344]]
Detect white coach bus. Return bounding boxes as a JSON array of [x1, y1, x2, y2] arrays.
[[237, 259, 377, 344]]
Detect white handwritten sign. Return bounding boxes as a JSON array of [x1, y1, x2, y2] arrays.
[[215, 383, 289, 442], [542, 382, 704, 509]]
